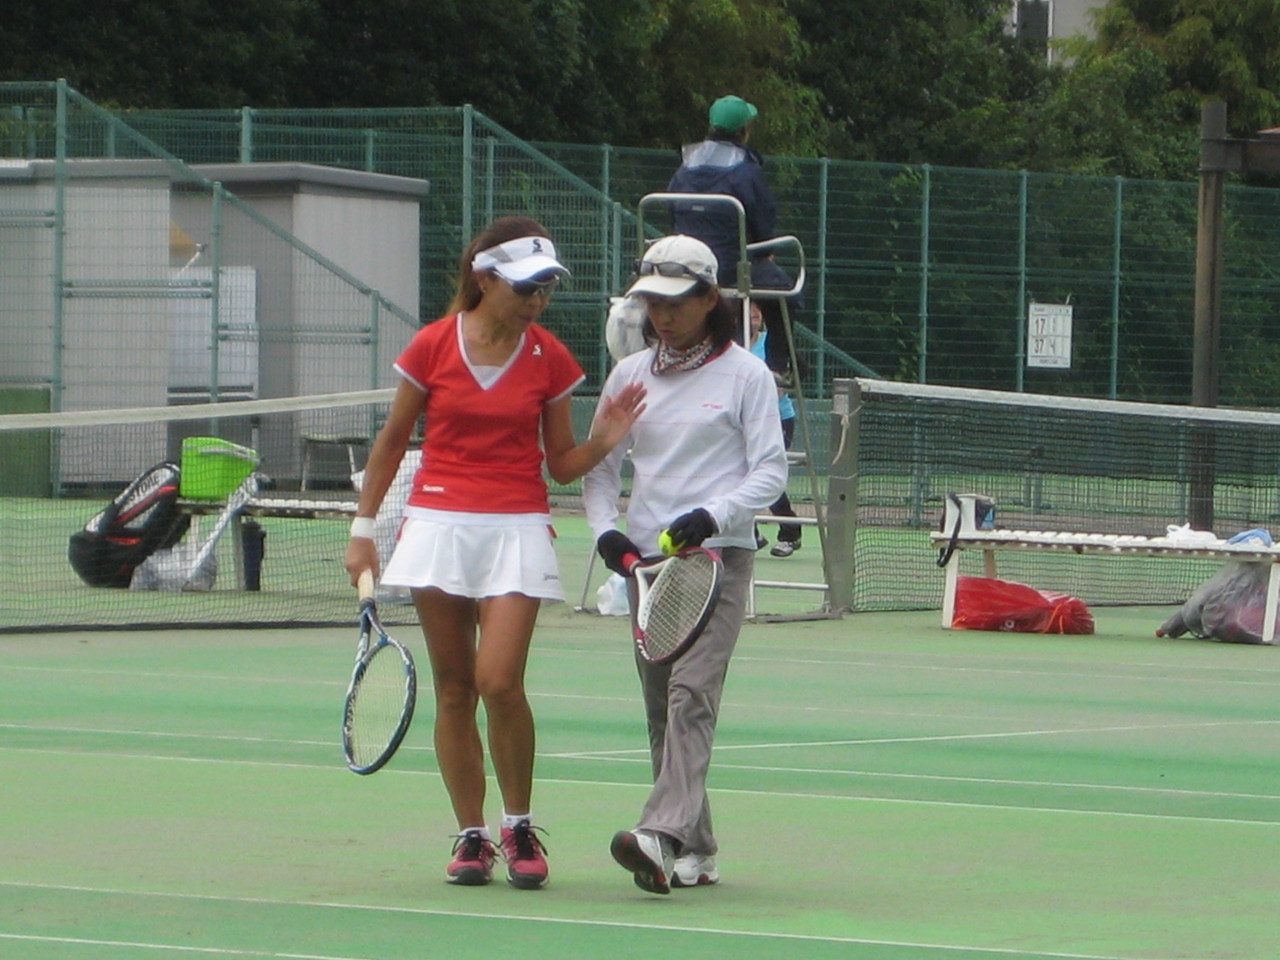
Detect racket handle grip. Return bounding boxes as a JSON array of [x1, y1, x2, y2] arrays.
[[622, 553, 642, 574], [356, 569, 376, 601]]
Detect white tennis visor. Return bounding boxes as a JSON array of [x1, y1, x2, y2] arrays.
[[472, 236, 571, 282]]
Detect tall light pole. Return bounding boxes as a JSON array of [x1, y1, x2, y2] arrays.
[[1190, 103, 1280, 528]]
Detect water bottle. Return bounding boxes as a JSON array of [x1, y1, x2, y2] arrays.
[[242, 520, 265, 591]]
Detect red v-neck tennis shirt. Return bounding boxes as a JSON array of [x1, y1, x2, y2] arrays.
[[394, 314, 585, 514]]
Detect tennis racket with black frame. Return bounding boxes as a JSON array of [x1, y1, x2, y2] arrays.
[[624, 546, 723, 664], [342, 570, 417, 774]]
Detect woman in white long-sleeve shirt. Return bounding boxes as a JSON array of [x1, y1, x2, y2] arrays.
[[583, 234, 788, 895]]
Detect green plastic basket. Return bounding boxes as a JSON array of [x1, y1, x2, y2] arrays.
[[180, 437, 258, 499]]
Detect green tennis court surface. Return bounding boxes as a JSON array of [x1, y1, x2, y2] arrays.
[[3, 601, 1278, 959]]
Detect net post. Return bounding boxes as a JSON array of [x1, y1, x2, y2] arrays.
[[825, 378, 859, 612]]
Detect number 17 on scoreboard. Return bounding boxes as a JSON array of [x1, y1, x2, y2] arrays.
[[1026, 302, 1073, 369]]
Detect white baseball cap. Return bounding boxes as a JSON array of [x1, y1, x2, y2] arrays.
[[626, 235, 719, 298], [472, 235, 570, 282]]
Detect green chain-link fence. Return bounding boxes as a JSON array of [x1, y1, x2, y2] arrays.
[[6, 82, 1280, 406]]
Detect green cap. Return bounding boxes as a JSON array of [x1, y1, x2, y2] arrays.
[[708, 95, 758, 133]]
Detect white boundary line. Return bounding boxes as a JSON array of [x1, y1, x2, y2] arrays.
[[3, 740, 1279, 827], [5, 653, 1280, 688], [0, 881, 1185, 960]]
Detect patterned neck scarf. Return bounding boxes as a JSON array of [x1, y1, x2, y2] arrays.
[[651, 336, 718, 375]]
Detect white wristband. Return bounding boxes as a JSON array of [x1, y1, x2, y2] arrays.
[[349, 516, 376, 539]]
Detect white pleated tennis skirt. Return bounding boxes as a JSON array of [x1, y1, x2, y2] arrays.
[[380, 507, 565, 602]]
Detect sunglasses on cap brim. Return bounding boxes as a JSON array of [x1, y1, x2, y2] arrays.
[[633, 260, 709, 282]]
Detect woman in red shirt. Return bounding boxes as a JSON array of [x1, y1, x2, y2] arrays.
[[345, 215, 643, 891]]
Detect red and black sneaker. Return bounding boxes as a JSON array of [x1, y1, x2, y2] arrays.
[[500, 819, 549, 890], [446, 830, 496, 886]]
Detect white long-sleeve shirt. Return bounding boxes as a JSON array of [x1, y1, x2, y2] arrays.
[[583, 342, 788, 555]]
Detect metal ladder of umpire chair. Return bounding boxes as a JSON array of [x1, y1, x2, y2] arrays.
[[575, 192, 846, 622]]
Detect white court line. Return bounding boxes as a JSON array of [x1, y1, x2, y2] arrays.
[[551, 717, 1280, 757], [2, 725, 1275, 808], [2, 743, 1278, 827], [10, 715, 1279, 763], [730, 653, 1280, 686], [0, 933, 352, 959], [537, 642, 1280, 681], [0, 663, 341, 686], [0, 880, 1185, 960], [6, 715, 1280, 804], [0, 667, 639, 708], [0, 721, 341, 749], [6, 650, 1280, 687], [579, 755, 1280, 804]]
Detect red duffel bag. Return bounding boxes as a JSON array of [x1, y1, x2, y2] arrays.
[[952, 576, 1094, 634]]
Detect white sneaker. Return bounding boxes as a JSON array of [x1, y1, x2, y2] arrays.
[[610, 829, 673, 894], [672, 852, 719, 887]]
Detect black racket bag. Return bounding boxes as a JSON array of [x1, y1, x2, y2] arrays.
[[68, 460, 192, 588]]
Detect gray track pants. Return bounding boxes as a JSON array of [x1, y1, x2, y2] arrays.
[[630, 546, 752, 855]]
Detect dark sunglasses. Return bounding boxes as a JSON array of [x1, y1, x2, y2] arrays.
[[634, 260, 704, 282], [504, 275, 560, 298]]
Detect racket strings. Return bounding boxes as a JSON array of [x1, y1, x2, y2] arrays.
[[641, 556, 718, 659], [346, 645, 413, 768]]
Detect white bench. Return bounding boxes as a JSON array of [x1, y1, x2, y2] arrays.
[[181, 492, 357, 522], [930, 529, 1280, 643]]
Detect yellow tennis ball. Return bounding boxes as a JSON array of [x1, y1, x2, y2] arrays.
[[658, 529, 677, 556]]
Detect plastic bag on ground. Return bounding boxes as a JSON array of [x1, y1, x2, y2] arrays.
[[952, 576, 1094, 634], [130, 533, 216, 592], [596, 573, 631, 616], [1156, 560, 1272, 644]]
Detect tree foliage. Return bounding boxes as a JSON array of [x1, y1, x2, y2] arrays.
[[789, 0, 1053, 167], [1090, 0, 1280, 136], [0, 0, 316, 108], [1034, 0, 1280, 179], [3, 0, 1280, 177]]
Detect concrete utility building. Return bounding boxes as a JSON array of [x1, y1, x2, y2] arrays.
[[1010, 0, 1100, 61]]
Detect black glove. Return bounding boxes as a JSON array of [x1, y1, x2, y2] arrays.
[[666, 508, 717, 550], [597, 530, 642, 576]]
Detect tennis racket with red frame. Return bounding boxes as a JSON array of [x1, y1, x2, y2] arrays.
[[624, 547, 723, 664]]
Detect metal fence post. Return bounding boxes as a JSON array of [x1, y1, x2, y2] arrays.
[[369, 292, 381, 391], [1015, 169, 1028, 391], [483, 137, 495, 226], [917, 165, 931, 383], [52, 80, 68, 417], [239, 107, 253, 163], [600, 144, 613, 380], [1110, 176, 1124, 399], [461, 105, 474, 244], [209, 187, 224, 406], [816, 157, 829, 397]]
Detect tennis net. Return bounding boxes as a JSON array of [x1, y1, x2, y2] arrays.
[[1, 391, 404, 633], [846, 378, 1280, 612]]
